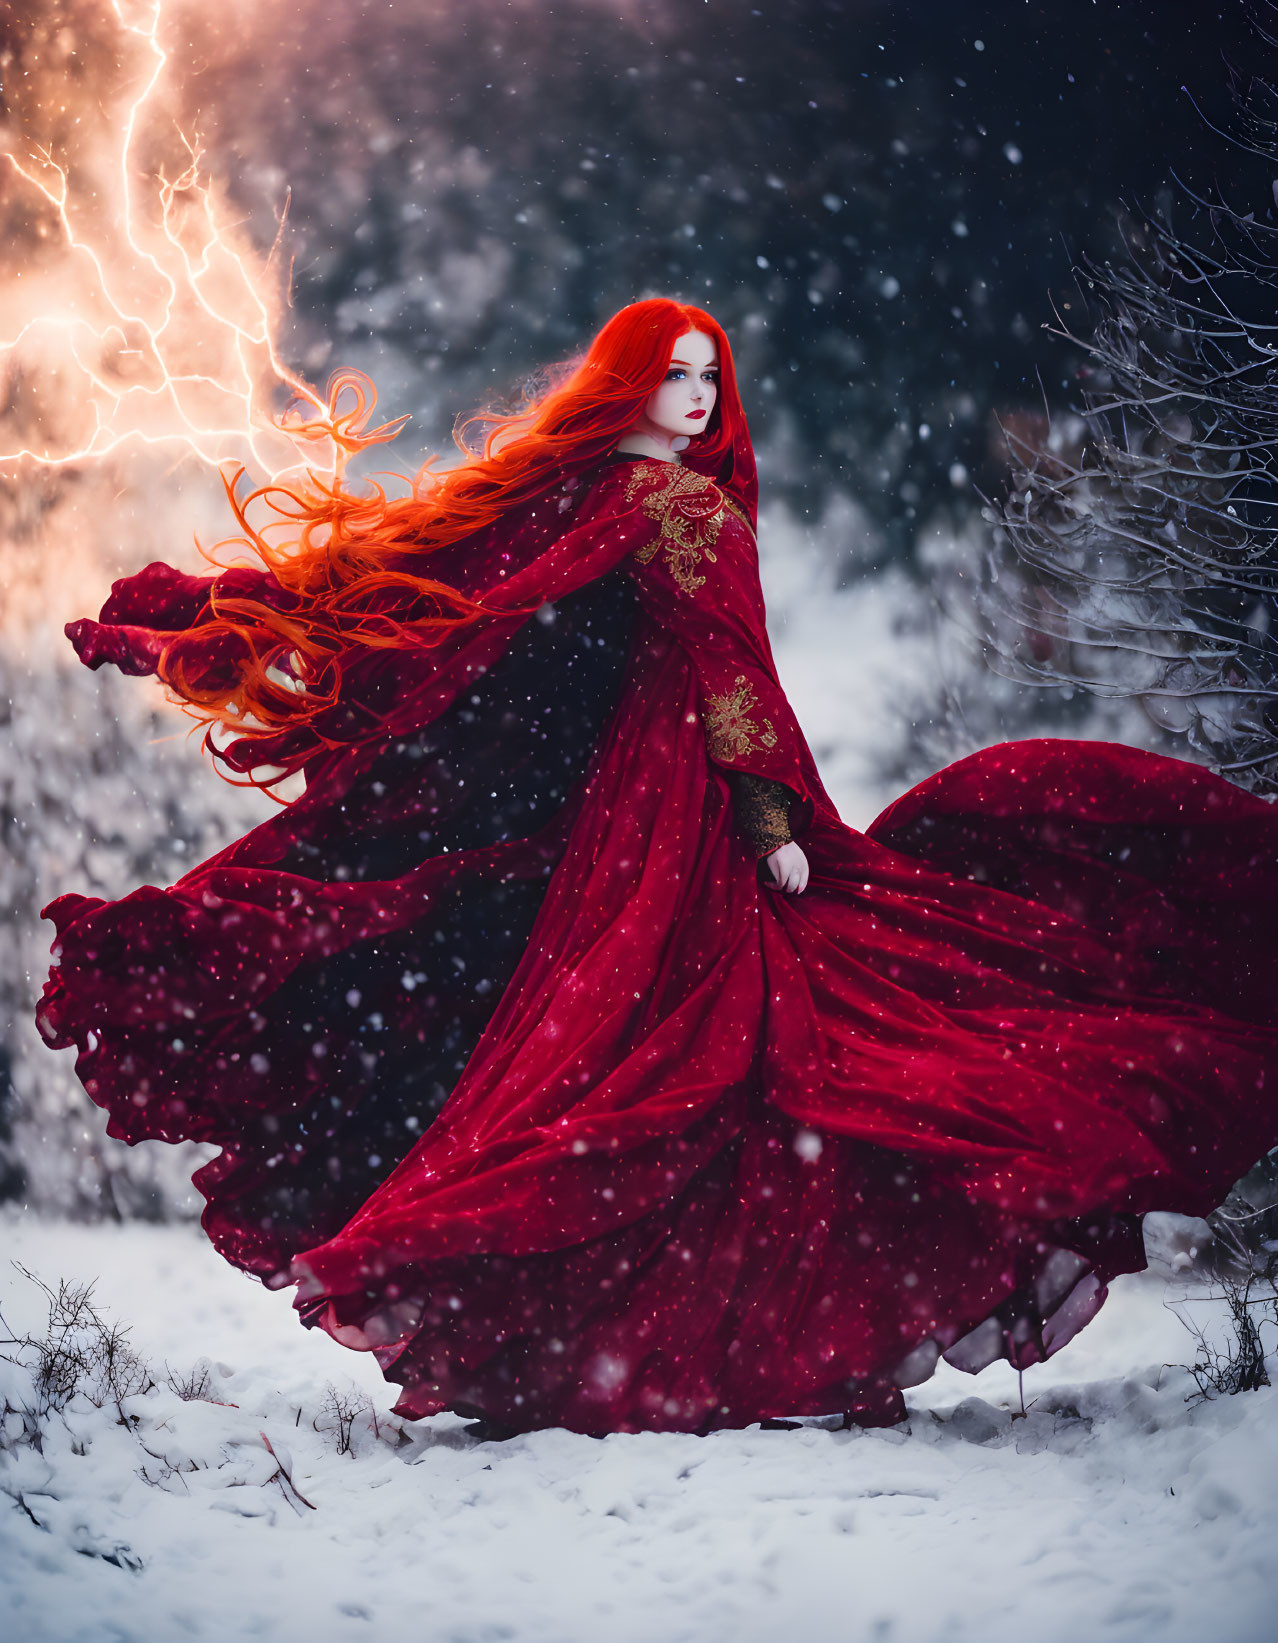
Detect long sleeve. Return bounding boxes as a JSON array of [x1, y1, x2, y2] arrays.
[[618, 458, 821, 846], [729, 771, 794, 858]]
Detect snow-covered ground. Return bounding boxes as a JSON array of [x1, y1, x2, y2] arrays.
[[1, 1214, 1274, 1643]]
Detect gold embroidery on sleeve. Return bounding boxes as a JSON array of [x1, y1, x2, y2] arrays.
[[625, 462, 729, 596], [730, 772, 794, 857], [703, 674, 779, 763]]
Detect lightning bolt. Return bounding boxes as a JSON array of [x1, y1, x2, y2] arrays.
[[0, 0, 386, 486]]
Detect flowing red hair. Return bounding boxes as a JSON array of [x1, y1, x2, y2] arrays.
[[167, 298, 754, 783]]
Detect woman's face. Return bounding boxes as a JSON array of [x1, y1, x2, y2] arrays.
[[632, 329, 720, 444]]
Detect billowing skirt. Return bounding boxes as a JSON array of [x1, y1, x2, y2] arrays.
[[39, 615, 1278, 1432]]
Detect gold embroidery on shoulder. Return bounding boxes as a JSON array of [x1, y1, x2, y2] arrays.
[[703, 674, 778, 763], [624, 462, 728, 596]]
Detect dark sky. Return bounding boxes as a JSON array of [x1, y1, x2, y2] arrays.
[[188, 0, 1265, 549], [6, 0, 1261, 548]]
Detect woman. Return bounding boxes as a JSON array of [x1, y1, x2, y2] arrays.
[[38, 299, 1278, 1435]]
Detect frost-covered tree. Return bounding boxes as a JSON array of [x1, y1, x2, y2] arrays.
[[967, 7, 1278, 1304], [979, 13, 1278, 791]]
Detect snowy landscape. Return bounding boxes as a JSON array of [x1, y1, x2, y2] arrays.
[[3, 1213, 1275, 1643]]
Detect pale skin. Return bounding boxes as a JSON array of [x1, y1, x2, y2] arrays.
[[616, 329, 811, 896]]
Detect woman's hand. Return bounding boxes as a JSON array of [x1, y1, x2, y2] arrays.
[[763, 840, 809, 895]]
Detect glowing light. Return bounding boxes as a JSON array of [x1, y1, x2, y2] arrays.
[[0, 1, 362, 485]]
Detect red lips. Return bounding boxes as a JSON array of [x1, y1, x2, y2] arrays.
[[686, 409, 707, 420]]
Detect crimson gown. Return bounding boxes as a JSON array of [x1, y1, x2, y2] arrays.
[[38, 451, 1278, 1434]]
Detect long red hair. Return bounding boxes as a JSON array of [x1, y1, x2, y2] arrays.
[[170, 298, 753, 783]]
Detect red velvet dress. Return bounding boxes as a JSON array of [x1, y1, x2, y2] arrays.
[[38, 453, 1278, 1433]]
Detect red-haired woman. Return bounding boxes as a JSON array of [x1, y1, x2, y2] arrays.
[[39, 299, 1278, 1436]]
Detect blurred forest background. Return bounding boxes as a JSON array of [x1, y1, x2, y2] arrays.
[[2, 0, 1274, 1218]]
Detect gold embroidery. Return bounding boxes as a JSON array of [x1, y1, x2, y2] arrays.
[[730, 771, 794, 857], [703, 674, 778, 763], [625, 462, 728, 596]]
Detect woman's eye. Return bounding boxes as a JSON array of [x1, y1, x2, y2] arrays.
[[666, 369, 686, 381]]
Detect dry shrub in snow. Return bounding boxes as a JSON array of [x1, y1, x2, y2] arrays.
[[1173, 1155, 1278, 1403], [314, 1381, 380, 1458], [0, 1265, 153, 1422]]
